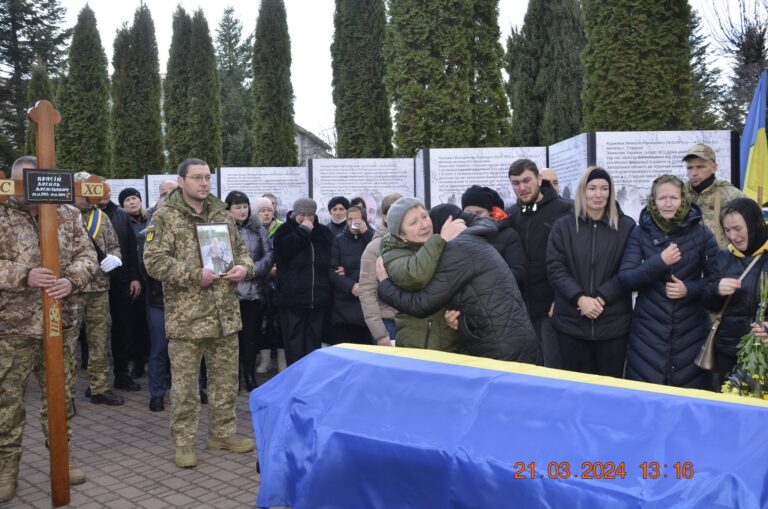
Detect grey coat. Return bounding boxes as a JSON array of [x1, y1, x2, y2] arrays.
[[236, 214, 274, 302]]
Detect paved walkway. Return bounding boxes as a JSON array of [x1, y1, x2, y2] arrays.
[[7, 366, 277, 508]]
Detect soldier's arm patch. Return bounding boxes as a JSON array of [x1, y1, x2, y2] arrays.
[[145, 224, 157, 242]]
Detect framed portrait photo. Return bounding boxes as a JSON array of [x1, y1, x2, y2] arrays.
[[195, 223, 235, 276]]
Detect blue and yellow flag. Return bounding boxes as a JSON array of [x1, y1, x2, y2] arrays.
[[741, 69, 768, 202]]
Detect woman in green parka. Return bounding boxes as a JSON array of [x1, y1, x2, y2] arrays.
[[379, 197, 466, 352]]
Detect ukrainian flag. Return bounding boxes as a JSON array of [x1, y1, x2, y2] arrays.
[[741, 69, 768, 202]]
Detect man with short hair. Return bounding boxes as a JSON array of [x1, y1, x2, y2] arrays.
[[507, 159, 572, 368], [144, 158, 256, 468], [539, 168, 561, 196], [0, 156, 97, 502], [683, 143, 744, 247]]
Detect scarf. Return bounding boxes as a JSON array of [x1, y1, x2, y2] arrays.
[[646, 187, 692, 235]]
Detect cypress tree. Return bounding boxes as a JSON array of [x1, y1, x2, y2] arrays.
[[469, 0, 510, 147], [385, 0, 474, 156], [112, 5, 165, 177], [582, 0, 692, 131], [689, 11, 724, 130], [216, 7, 253, 166], [252, 0, 297, 166], [25, 60, 54, 155], [0, 0, 71, 166], [56, 5, 111, 174], [536, 0, 583, 145], [164, 6, 193, 169], [187, 10, 222, 168], [506, 0, 582, 147], [331, 0, 392, 157]]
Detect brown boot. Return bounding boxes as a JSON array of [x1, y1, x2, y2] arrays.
[[0, 456, 19, 503]]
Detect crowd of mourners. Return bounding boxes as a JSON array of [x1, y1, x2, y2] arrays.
[[86, 142, 768, 399], [2, 142, 766, 500], [255, 144, 764, 395]]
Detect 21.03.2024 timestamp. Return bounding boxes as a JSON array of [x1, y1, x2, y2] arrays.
[[511, 461, 695, 480]]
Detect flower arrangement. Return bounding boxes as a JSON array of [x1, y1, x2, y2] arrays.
[[722, 272, 768, 399]]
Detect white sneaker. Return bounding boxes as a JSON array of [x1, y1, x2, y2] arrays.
[[256, 350, 271, 374], [277, 349, 287, 372]]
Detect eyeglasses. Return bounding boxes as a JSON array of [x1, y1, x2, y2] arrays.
[[185, 175, 211, 182]]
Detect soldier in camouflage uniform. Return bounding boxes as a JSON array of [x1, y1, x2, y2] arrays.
[[72, 171, 125, 406], [144, 158, 256, 468], [0, 156, 98, 503], [684, 144, 745, 248]]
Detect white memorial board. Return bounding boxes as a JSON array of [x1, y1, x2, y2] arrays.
[[105, 178, 145, 206], [145, 174, 175, 208], [426, 147, 547, 209], [548, 133, 590, 201], [219, 167, 308, 221], [595, 130, 732, 222], [310, 158, 415, 229]]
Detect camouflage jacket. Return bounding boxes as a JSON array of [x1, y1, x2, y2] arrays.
[[0, 199, 98, 338], [687, 178, 745, 248], [79, 206, 121, 292], [143, 188, 255, 340]]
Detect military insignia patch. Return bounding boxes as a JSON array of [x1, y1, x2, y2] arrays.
[[146, 224, 156, 242]]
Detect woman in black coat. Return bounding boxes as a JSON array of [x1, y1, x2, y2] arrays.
[[377, 204, 538, 363], [703, 197, 768, 385], [273, 198, 334, 365], [328, 205, 374, 344], [546, 167, 635, 377], [618, 175, 718, 389]]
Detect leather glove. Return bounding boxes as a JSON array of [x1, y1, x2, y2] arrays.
[[100, 254, 123, 273]]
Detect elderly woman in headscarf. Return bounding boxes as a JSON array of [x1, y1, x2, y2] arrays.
[[703, 197, 768, 386], [618, 175, 718, 389]]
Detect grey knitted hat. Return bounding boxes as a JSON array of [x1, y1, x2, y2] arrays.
[[292, 197, 317, 217], [387, 197, 424, 236]]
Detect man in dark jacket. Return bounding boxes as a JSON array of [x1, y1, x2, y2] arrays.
[[507, 159, 573, 368], [273, 198, 334, 365], [100, 186, 144, 390]]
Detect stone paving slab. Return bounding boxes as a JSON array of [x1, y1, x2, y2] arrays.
[[5, 367, 281, 508]]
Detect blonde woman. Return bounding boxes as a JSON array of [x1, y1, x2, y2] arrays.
[[546, 167, 635, 376]]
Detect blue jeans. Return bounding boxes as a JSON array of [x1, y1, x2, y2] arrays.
[[148, 305, 170, 397], [383, 319, 397, 342]]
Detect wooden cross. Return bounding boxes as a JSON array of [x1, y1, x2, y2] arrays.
[[27, 100, 69, 507]]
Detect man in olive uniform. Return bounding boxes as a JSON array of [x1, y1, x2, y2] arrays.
[[684, 143, 745, 247], [144, 158, 255, 468], [72, 171, 125, 406], [0, 156, 98, 502]]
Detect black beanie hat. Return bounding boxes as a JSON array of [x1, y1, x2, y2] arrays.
[[328, 196, 350, 212], [118, 187, 141, 207], [429, 203, 465, 234], [225, 190, 250, 209], [586, 168, 611, 187], [461, 185, 503, 212]]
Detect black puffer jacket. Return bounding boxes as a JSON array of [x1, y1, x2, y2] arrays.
[[235, 214, 274, 302], [272, 213, 333, 309], [703, 248, 768, 358], [547, 211, 635, 341], [618, 205, 718, 389], [507, 180, 573, 317], [329, 226, 374, 326], [489, 217, 526, 288], [378, 217, 538, 362]]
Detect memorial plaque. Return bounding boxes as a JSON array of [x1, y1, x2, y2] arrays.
[[23, 168, 74, 204]]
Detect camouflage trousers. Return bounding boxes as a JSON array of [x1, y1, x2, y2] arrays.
[[73, 291, 111, 394], [0, 334, 76, 460], [168, 333, 238, 447]]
